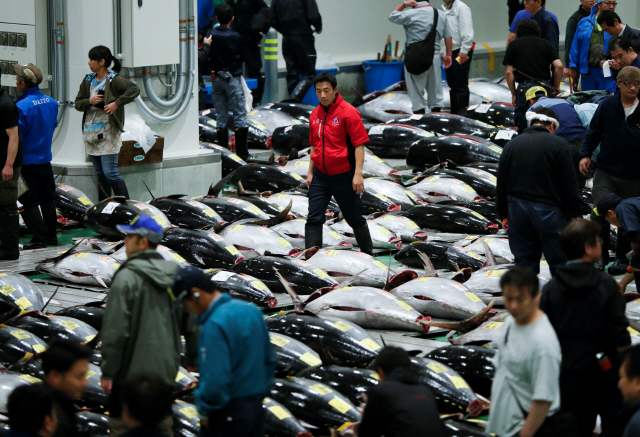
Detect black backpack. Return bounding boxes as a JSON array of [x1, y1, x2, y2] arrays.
[[404, 8, 439, 75]]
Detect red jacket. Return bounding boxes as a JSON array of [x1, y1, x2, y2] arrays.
[[309, 93, 370, 176]]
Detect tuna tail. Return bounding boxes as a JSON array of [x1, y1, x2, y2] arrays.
[[208, 169, 238, 198], [417, 250, 437, 276], [241, 201, 293, 227], [141, 179, 155, 200], [274, 267, 304, 312], [423, 299, 495, 334], [237, 181, 246, 197], [38, 241, 82, 264], [480, 240, 498, 266]]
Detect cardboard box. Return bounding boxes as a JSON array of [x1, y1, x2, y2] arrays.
[[118, 136, 164, 167]]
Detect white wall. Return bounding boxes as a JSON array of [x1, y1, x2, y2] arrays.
[[275, 0, 640, 68]]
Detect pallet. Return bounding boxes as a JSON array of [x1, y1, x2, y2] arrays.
[[0, 245, 74, 275], [38, 284, 107, 314], [33, 277, 109, 294]]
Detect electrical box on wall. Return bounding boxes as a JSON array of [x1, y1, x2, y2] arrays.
[[120, 0, 180, 68], [0, 0, 49, 88]]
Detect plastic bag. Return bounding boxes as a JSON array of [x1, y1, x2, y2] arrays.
[[121, 114, 158, 153], [241, 76, 253, 113], [316, 52, 339, 71]]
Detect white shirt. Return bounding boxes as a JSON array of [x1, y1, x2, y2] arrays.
[[625, 101, 638, 119], [441, 0, 474, 54]]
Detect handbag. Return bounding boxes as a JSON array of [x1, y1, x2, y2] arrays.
[[404, 8, 439, 75], [503, 326, 577, 437]]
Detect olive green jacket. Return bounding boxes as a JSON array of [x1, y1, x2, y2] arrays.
[[74, 71, 140, 133], [101, 250, 182, 385]]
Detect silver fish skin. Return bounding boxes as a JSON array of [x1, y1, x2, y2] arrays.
[[461, 167, 497, 184], [282, 157, 311, 178], [156, 245, 192, 268], [266, 194, 309, 217], [390, 276, 487, 320], [371, 214, 427, 243], [247, 108, 305, 133], [363, 152, 402, 178], [458, 237, 514, 264], [270, 219, 350, 249], [307, 249, 395, 287], [0, 272, 46, 313], [304, 286, 429, 333], [364, 178, 422, 208], [219, 224, 299, 256], [330, 220, 402, 250], [464, 265, 549, 305], [451, 312, 510, 346], [408, 176, 482, 203], [37, 252, 120, 288]]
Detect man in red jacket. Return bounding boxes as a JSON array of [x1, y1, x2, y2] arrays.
[[306, 72, 373, 254]]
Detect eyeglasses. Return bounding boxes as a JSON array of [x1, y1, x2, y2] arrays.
[[602, 1, 617, 6], [620, 81, 640, 88]]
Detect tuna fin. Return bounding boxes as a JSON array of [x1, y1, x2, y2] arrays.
[[336, 269, 368, 290], [86, 332, 101, 349], [41, 286, 60, 314], [386, 270, 418, 290], [141, 180, 155, 200], [450, 268, 473, 284], [268, 201, 292, 226], [167, 194, 188, 199], [424, 299, 495, 334], [94, 276, 108, 289], [416, 250, 436, 276], [315, 339, 337, 366], [237, 181, 246, 197], [380, 335, 387, 347], [384, 252, 393, 288], [208, 170, 238, 198], [450, 261, 460, 271], [192, 253, 206, 266], [480, 240, 498, 266], [38, 241, 82, 264], [273, 268, 304, 312], [351, 88, 364, 107], [267, 149, 275, 165]]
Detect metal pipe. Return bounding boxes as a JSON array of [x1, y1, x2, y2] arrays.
[[140, 0, 188, 109], [263, 28, 279, 104], [112, 0, 121, 57], [132, 0, 194, 122], [52, 0, 66, 125]]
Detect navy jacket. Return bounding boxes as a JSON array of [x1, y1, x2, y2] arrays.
[[529, 97, 585, 143], [208, 26, 243, 76], [532, 7, 559, 55], [580, 95, 640, 179], [271, 0, 322, 35], [15, 86, 57, 165], [195, 293, 276, 418], [624, 402, 640, 437], [615, 198, 640, 235]]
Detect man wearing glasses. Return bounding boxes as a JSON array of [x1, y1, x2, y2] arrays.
[[609, 36, 640, 89], [567, 0, 617, 92], [579, 67, 640, 272]]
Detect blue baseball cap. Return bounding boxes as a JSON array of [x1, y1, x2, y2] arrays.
[[116, 215, 163, 243]]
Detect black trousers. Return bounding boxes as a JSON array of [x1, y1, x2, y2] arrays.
[[18, 163, 56, 209], [445, 48, 474, 94], [307, 168, 366, 230], [202, 398, 264, 437], [282, 34, 317, 95], [240, 34, 265, 104]]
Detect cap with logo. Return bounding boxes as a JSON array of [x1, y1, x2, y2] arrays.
[[13, 63, 43, 86], [525, 86, 547, 102], [116, 215, 163, 243]]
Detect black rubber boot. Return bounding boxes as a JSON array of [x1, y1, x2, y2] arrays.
[[610, 229, 632, 275], [0, 208, 20, 260], [234, 127, 250, 161], [287, 79, 313, 103], [111, 180, 130, 199], [608, 258, 629, 276], [456, 91, 470, 114], [431, 107, 442, 113], [449, 91, 459, 115], [305, 225, 323, 250], [216, 128, 229, 149], [354, 224, 374, 256], [20, 207, 48, 249], [97, 174, 112, 202], [41, 201, 59, 246]]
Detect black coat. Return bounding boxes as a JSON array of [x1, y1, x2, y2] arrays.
[[51, 389, 78, 437], [359, 368, 448, 437], [226, 0, 271, 40]]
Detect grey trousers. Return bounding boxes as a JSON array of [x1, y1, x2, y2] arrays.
[[592, 170, 640, 206], [212, 75, 247, 129], [405, 54, 443, 112]]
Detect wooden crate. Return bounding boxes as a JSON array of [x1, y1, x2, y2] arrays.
[[118, 136, 164, 167]]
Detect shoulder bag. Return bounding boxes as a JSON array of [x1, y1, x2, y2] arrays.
[[404, 8, 439, 75]]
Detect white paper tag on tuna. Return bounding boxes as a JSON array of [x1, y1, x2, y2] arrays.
[[369, 125, 386, 135], [409, 114, 423, 120], [212, 271, 235, 282], [467, 104, 480, 111], [475, 103, 492, 114], [495, 129, 516, 140], [284, 125, 293, 133], [102, 202, 119, 214], [201, 109, 211, 116]]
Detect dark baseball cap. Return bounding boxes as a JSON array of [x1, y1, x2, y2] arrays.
[[116, 215, 163, 243], [596, 193, 623, 217], [14, 63, 43, 86], [173, 266, 210, 302]]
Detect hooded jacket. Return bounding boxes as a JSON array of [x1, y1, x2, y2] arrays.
[[540, 262, 630, 376], [100, 251, 181, 386], [309, 93, 370, 176], [569, 6, 612, 74], [359, 367, 448, 437]]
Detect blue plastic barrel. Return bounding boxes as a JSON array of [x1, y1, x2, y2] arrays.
[[362, 60, 404, 94], [302, 68, 339, 105]]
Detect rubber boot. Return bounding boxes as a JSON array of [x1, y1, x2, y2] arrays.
[[234, 127, 250, 161], [305, 225, 323, 250], [0, 208, 20, 260], [97, 174, 112, 202], [610, 229, 631, 275], [595, 216, 611, 271], [20, 207, 48, 249], [354, 224, 374, 256], [111, 180, 130, 200], [456, 91, 470, 114], [287, 79, 313, 103], [216, 128, 229, 149], [41, 200, 59, 246], [449, 91, 459, 115]]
